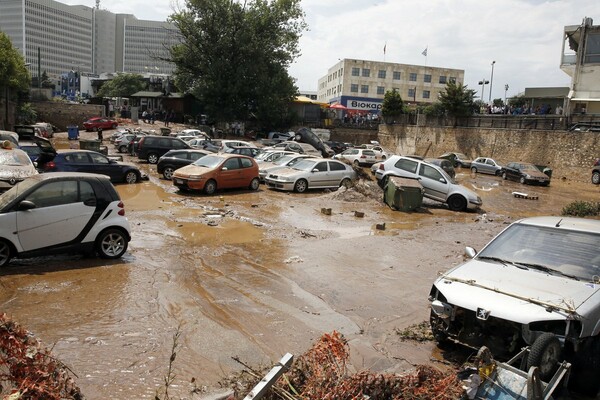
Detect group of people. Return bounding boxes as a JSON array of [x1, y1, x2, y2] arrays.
[[480, 103, 563, 116], [342, 112, 380, 126], [140, 109, 176, 125]]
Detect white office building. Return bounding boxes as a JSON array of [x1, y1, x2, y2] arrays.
[[318, 59, 464, 114]]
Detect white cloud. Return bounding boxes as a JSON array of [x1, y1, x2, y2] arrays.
[[59, 0, 598, 101]]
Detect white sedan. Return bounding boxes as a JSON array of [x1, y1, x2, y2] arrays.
[[333, 148, 377, 166], [264, 158, 356, 193]]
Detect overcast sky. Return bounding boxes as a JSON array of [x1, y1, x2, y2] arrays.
[[61, 0, 597, 102]]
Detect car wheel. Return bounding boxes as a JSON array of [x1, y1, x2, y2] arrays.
[[118, 145, 127, 153], [429, 310, 449, 344], [519, 176, 526, 184], [340, 178, 351, 188], [495, 169, 503, 176], [353, 159, 360, 166], [592, 171, 600, 185], [204, 179, 217, 195], [163, 167, 175, 180], [502, 172, 507, 180], [124, 171, 138, 184], [92, 127, 98, 132], [295, 134, 302, 141], [111, 123, 117, 129], [447, 195, 467, 211], [96, 228, 129, 259], [527, 333, 561, 381], [0, 239, 12, 267], [147, 153, 159, 164], [249, 177, 260, 191], [381, 155, 386, 160], [471, 167, 477, 174], [294, 179, 308, 193]]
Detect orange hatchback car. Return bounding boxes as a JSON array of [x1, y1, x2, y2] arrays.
[[172, 153, 260, 194]]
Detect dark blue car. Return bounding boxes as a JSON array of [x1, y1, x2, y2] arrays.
[[42, 149, 144, 184]]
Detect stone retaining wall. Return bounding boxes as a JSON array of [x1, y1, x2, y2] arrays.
[[33, 102, 105, 131]]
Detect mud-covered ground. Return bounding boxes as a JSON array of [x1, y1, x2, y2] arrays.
[[1, 126, 599, 399]]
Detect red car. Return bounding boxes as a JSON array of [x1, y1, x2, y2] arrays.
[[83, 117, 118, 132]]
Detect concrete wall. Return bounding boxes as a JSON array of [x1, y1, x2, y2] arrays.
[[33, 102, 106, 131], [378, 124, 599, 182]]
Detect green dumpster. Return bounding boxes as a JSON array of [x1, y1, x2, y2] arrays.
[[383, 176, 424, 211], [79, 139, 101, 152]]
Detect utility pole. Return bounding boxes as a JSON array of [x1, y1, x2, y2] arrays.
[[489, 61, 496, 103]]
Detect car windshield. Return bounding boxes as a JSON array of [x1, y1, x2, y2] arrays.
[[0, 177, 38, 209], [520, 164, 537, 171], [192, 154, 223, 168], [0, 150, 31, 166], [274, 155, 295, 165], [455, 153, 468, 159], [292, 159, 317, 171], [477, 223, 600, 281]]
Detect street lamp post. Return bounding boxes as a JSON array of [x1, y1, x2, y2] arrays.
[[488, 61, 496, 103], [478, 79, 489, 104], [504, 84, 509, 107]]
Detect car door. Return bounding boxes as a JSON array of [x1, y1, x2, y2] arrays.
[[418, 163, 449, 201], [88, 152, 120, 181], [220, 157, 242, 188], [328, 161, 348, 186], [62, 151, 92, 173], [485, 158, 497, 174], [308, 161, 329, 187], [505, 163, 519, 181], [15, 180, 96, 251]]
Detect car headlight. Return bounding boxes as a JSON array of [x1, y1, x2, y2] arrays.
[[280, 176, 294, 182], [524, 174, 531, 178], [189, 175, 204, 179]]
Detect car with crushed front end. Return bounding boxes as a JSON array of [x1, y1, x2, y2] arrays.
[[0, 172, 131, 266], [264, 158, 356, 193], [0, 143, 38, 192], [439, 152, 473, 168], [172, 153, 259, 195], [428, 216, 600, 394]]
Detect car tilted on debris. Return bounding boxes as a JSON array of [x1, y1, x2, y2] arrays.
[[264, 158, 356, 193], [429, 216, 600, 393], [0, 172, 131, 266]]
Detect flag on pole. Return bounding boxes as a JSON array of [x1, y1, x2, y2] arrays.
[[421, 47, 428, 56], [383, 42, 387, 55]]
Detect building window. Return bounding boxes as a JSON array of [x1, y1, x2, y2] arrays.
[[393, 71, 401, 80], [449, 77, 456, 83], [350, 84, 358, 92], [424, 74, 431, 83], [585, 33, 600, 63], [378, 70, 386, 79], [362, 68, 370, 77], [361, 85, 369, 93], [408, 88, 415, 99], [352, 67, 360, 76], [409, 73, 417, 81], [439, 75, 447, 84], [377, 86, 385, 95], [423, 90, 430, 99]]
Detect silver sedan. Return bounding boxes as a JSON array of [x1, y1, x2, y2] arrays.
[[470, 157, 504, 176], [264, 158, 356, 193]]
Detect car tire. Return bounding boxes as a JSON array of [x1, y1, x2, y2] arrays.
[[0, 239, 12, 267], [96, 228, 129, 259], [519, 176, 526, 184], [147, 153, 159, 164], [447, 195, 467, 211], [340, 178, 351, 188], [118, 145, 127, 153], [502, 172, 507, 180], [204, 179, 217, 195], [294, 179, 308, 193], [92, 127, 98, 132], [471, 167, 477, 174], [111, 123, 117, 129], [381, 155, 386, 160], [495, 169, 503, 176], [124, 171, 138, 184], [429, 310, 450, 344], [592, 171, 600, 185], [163, 167, 175, 180], [353, 159, 360, 167], [527, 333, 561, 382], [295, 134, 302, 141], [249, 177, 260, 191]]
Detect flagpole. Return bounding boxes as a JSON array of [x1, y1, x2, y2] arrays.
[[383, 41, 387, 62], [424, 45, 428, 67]]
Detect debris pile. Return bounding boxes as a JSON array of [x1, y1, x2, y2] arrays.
[[0, 313, 82, 399], [328, 180, 383, 203]]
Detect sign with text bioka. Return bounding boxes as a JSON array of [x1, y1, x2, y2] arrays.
[[348, 100, 382, 111]]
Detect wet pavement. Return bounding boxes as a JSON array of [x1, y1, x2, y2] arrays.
[[1, 130, 599, 398]]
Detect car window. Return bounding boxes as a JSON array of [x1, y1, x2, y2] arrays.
[[474, 158, 483, 163], [419, 164, 445, 182], [329, 161, 346, 171], [158, 138, 171, 147], [223, 158, 240, 170], [145, 137, 156, 145], [240, 158, 253, 168], [363, 150, 376, 156], [172, 140, 187, 149], [25, 180, 79, 208], [486, 159, 495, 166], [395, 158, 418, 173], [80, 180, 96, 203], [64, 152, 90, 164], [89, 153, 109, 164], [314, 162, 328, 172], [189, 152, 205, 161]]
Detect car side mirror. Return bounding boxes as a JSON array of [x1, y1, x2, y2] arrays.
[[221, 167, 228, 171], [439, 178, 446, 183], [18, 200, 36, 211], [312, 168, 319, 173], [465, 247, 477, 258]]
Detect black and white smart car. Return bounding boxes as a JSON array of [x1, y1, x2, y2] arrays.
[[0, 172, 131, 266]]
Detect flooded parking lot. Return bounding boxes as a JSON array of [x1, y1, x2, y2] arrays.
[[1, 135, 599, 398]]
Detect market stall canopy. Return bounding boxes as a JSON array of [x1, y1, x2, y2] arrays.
[[329, 102, 348, 110], [293, 96, 328, 106]]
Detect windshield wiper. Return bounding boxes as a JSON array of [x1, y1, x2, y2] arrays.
[[478, 256, 528, 269], [512, 262, 581, 281]]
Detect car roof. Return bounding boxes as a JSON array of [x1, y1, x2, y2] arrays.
[[56, 149, 104, 154], [23, 171, 111, 182], [516, 216, 600, 234]]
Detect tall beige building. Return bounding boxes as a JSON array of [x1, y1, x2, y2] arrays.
[[317, 59, 464, 114]]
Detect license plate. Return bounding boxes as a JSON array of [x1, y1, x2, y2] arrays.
[[175, 179, 184, 184]]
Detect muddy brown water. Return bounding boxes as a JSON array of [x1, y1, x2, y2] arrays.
[[1, 134, 599, 398]]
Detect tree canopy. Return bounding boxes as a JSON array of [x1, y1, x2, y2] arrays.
[[437, 81, 476, 117], [0, 32, 31, 94], [169, 0, 306, 127], [381, 90, 404, 121], [96, 73, 147, 98]]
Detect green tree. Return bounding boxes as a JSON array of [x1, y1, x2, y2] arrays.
[[508, 94, 526, 108], [169, 0, 306, 127], [438, 81, 476, 117], [0, 31, 31, 99], [381, 90, 404, 122], [96, 73, 146, 97]]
